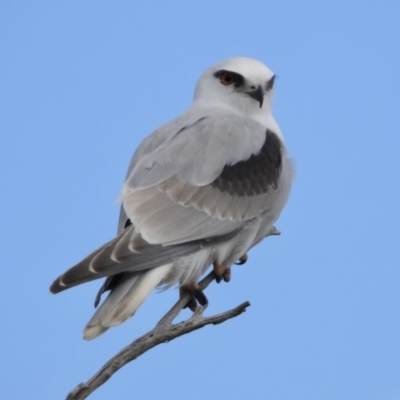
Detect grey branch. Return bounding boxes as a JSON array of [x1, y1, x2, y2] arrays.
[[65, 226, 282, 399], [65, 270, 251, 400]]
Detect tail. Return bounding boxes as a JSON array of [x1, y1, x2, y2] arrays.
[[83, 264, 172, 340]]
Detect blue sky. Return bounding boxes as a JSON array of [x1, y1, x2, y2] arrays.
[[1, 1, 400, 399]]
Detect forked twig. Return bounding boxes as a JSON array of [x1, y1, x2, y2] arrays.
[[66, 271, 250, 400], [65, 227, 280, 399]]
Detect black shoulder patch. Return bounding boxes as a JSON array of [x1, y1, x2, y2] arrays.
[[210, 130, 282, 197]]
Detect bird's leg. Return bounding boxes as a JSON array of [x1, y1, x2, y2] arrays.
[[180, 282, 208, 312], [235, 253, 248, 265], [213, 261, 231, 283]]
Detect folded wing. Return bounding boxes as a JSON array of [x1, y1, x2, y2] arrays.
[[51, 110, 285, 294]]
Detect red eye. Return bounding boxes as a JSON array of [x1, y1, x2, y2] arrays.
[[220, 72, 235, 85]]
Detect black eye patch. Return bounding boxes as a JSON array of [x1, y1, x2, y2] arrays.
[[213, 70, 245, 88]]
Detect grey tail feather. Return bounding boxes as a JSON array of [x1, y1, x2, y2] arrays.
[[83, 265, 172, 340]]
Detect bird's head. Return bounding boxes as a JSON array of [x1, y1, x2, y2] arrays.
[[194, 57, 276, 119]]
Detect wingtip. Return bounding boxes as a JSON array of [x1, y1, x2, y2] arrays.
[[49, 278, 66, 294], [49, 281, 59, 294]]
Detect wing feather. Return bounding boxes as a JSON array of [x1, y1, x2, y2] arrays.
[[119, 112, 285, 246], [50, 224, 243, 294], [51, 109, 291, 296]]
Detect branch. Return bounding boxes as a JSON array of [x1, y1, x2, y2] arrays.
[[66, 271, 250, 400], [65, 227, 281, 399]]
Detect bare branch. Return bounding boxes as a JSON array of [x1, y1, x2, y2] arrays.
[[65, 227, 281, 399], [66, 270, 250, 400], [155, 268, 217, 329]]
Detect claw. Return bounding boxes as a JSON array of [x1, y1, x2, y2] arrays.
[[213, 262, 232, 283], [235, 253, 248, 265], [222, 267, 231, 282], [180, 282, 208, 311], [183, 294, 198, 312], [192, 286, 208, 306], [213, 261, 225, 283]]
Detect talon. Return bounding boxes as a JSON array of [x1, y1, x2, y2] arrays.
[[184, 295, 198, 312], [213, 261, 225, 283], [222, 267, 231, 282], [194, 290, 208, 306], [180, 283, 208, 311], [235, 253, 248, 265]]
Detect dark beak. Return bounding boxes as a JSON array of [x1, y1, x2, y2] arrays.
[[247, 85, 264, 108]]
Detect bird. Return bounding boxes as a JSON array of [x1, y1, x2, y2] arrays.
[[50, 57, 294, 340]]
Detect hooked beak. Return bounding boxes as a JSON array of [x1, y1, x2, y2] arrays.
[[247, 85, 264, 108]]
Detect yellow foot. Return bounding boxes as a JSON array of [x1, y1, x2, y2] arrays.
[[213, 262, 231, 283]]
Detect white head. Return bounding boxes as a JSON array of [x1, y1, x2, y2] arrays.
[[194, 57, 276, 118]]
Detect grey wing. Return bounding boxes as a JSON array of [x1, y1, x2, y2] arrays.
[[51, 110, 288, 293], [121, 112, 285, 245]]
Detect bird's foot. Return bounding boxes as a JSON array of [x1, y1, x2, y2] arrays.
[[180, 282, 208, 312], [213, 262, 231, 283], [235, 253, 248, 265]]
